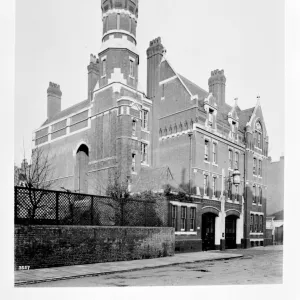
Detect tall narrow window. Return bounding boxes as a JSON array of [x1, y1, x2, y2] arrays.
[[204, 140, 209, 161], [255, 215, 259, 232], [141, 110, 148, 130], [132, 119, 136, 136], [258, 160, 262, 177], [235, 152, 239, 170], [250, 214, 254, 232], [257, 132, 261, 149], [253, 158, 257, 175], [253, 185, 256, 203], [229, 149, 233, 169], [130, 59, 134, 77], [117, 14, 120, 29], [181, 207, 187, 231], [208, 110, 213, 127], [171, 206, 177, 229], [212, 177, 217, 198], [204, 175, 208, 196], [141, 143, 148, 164], [212, 143, 217, 164], [102, 59, 106, 77], [190, 208, 196, 231], [132, 153, 136, 172], [259, 187, 263, 205], [260, 216, 263, 232], [129, 16, 132, 33], [162, 84, 165, 99]]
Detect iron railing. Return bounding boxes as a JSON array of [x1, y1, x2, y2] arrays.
[[14, 186, 169, 227]]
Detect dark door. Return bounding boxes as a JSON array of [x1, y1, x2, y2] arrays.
[[202, 213, 215, 251], [225, 216, 237, 249]]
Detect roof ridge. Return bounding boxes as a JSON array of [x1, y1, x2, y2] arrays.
[[178, 74, 208, 94]]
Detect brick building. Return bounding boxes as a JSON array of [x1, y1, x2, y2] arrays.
[[33, 0, 269, 250]]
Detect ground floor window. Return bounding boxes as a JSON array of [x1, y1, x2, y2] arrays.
[[190, 208, 196, 231], [250, 214, 254, 232], [181, 206, 187, 231], [171, 205, 177, 230]]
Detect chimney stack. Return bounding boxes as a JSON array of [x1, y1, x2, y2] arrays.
[[47, 82, 62, 120], [87, 54, 99, 101], [208, 69, 226, 107]]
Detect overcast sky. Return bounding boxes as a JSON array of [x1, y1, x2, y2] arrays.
[[14, 0, 284, 165]]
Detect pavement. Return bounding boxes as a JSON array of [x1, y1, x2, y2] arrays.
[[15, 251, 243, 286]]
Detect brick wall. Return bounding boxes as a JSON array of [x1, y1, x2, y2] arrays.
[[15, 225, 175, 270]]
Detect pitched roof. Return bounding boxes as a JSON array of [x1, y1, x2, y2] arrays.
[[268, 210, 284, 220], [238, 107, 255, 130], [178, 74, 209, 99], [42, 99, 90, 126], [131, 166, 184, 194]]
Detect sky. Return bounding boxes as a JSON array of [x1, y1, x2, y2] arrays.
[[14, 0, 285, 165]]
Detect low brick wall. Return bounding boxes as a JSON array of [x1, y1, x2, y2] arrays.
[[15, 225, 175, 270]]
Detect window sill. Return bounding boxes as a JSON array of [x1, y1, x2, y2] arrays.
[[131, 172, 137, 175], [250, 232, 264, 236], [228, 168, 234, 172], [141, 162, 150, 167], [258, 204, 262, 207], [204, 160, 210, 164], [129, 75, 135, 80], [161, 97, 165, 101], [101, 75, 106, 79], [227, 199, 233, 203], [252, 202, 257, 206], [175, 231, 197, 236], [131, 136, 138, 140], [203, 195, 209, 199], [141, 129, 150, 134], [212, 163, 218, 167]]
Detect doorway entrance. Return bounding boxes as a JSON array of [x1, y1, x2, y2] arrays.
[[202, 213, 216, 251], [225, 215, 237, 249]]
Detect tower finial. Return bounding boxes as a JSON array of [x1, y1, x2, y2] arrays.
[[257, 95, 261, 106], [234, 97, 238, 106]]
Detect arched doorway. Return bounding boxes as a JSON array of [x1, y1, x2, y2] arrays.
[[225, 215, 238, 249], [202, 213, 216, 251], [75, 144, 89, 193]]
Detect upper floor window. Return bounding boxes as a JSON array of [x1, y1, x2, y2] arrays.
[[208, 110, 213, 127], [141, 110, 148, 130], [255, 122, 263, 149], [235, 152, 239, 170], [129, 59, 134, 78], [212, 143, 217, 164], [212, 177, 217, 198], [102, 59, 106, 77], [132, 153, 136, 173], [132, 119, 136, 136], [204, 140, 209, 161], [259, 187, 263, 205], [258, 160, 262, 177], [229, 149, 233, 169], [117, 14, 120, 29], [253, 185, 256, 203], [253, 158, 257, 175], [141, 143, 148, 164], [204, 175, 208, 196]]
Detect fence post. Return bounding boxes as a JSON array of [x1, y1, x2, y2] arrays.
[[56, 191, 59, 225], [91, 196, 94, 225]]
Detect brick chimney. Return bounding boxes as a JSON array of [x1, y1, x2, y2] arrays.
[[146, 37, 166, 100], [87, 54, 100, 101], [208, 69, 226, 107], [47, 82, 62, 119]]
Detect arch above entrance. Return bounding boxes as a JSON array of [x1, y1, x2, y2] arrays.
[[225, 209, 240, 218], [202, 206, 220, 216]]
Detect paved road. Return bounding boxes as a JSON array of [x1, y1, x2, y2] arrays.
[[25, 247, 283, 287]]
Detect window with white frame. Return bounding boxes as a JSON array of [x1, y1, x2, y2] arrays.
[[253, 185, 256, 203], [212, 177, 217, 198], [131, 153, 136, 172], [129, 59, 134, 77], [181, 207, 187, 231], [171, 205, 177, 229], [102, 58, 106, 77], [254, 215, 259, 232], [253, 158, 257, 175], [204, 174, 208, 196], [190, 208, 196, 231], [141, 143, 148, 164], [204, 140, 209, 161], [132, 119, 137, 136], [235, 152, 239, 170], [141, 110, 148, 130], [229, 149, 233, 169], [212, 143, 217, 164], [258, 160, 262, 177], [259, 215, 263, 232]]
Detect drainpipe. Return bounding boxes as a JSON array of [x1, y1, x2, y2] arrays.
[[188, 131, 193, 199]]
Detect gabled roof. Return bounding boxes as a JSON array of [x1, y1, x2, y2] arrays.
[[42, 99, 90, 126], [178, 74, 209, 99], [268, 210, 284, 220], [131, 166, 184, 194], [238, 107, 255, 130]]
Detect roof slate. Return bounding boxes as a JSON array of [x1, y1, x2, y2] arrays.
[[178, 74, 209, 99], [42, 99, 90, 126]]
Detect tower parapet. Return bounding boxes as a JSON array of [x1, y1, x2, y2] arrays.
[[208, 69, 226, 107]]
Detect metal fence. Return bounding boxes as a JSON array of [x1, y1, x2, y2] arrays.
[[14, 187, 169, 227]]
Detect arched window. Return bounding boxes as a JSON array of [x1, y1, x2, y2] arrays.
[[75, 144, 89, 193], [255, 121, 263, 149]]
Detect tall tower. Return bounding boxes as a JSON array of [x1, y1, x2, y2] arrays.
[[98, 0, 139, 90], [208, 69, 226, 107]]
